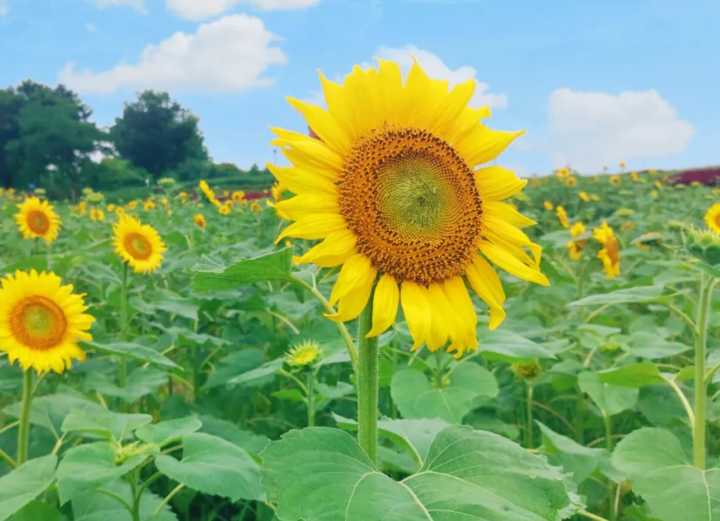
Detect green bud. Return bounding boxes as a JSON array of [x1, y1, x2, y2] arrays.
[[685, 226, 720, 267], [158, 177, 177, 188]]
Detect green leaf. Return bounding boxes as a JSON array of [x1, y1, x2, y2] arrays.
[[597, 363, 667, 388], [227, 358, 283, 387], [155, 433, 263, 501], [536, 422, 605, 483], [2, 393, 103, 437], [261, 426, 573, 521], [613, 428, 720, 521], [84, 340, 179, 368], [62, 408, 152, 440], [568, 285, 666, 307], [391, 363, 498, 423], [479, 330, 556, 362], [6, 501, 64, 521], [131, 290, 198, 321], [135, 416, 202, 447], [624, 332, 692, 359], [0, 455, 57, 521], [578, 371, 638, 416], [272, 389, 306, 402], [57, 442, 152, 504], [192, 248, 293, 291], [83, 367, 167, 403], [198, 416, 270, 456], [0, 256, 48, 276], [203, 349, 264, 389], [72, 480, 177, 521]]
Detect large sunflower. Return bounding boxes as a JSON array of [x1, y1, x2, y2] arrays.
[[269, 60, 548, 357], [15, 197, 61, 244], [0, 270, 94, 374], [594, 222, 620, 279], [704, 203, 720, 235], [112, 215, 167, 274]]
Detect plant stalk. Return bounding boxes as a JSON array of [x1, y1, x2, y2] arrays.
[[17, 370, 34, 465], [306, 371, 315, 427], [526, 384, 534, 449], [693, 271, 713, 469], [357, 293, 378, 465]]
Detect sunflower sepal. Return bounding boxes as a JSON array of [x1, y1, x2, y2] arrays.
[[684, 226, 720, 272]]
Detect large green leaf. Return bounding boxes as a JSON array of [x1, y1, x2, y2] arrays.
[[613, 428, 720, 521], [62, 408, 152, 440], [391, 363, 498, 423], [155, 433, 263, 502], [135, 416, 202, 447], [72, 480, 177, 521], [624, 332, 692, 359], [6, 501, 64, 521], [192, 248, 293, 291], [84, 340, 179, 368], [198, 416, 270, 456], [536, 422, 605, 484], [578, 371, 638, 416], [57, 442, 154, 504], [261, 426, 574, 521], [203, 348, 264, 389], [131, 290, 198, 320], [568, 286, 666, 307], [479, 330, 556, 362], [3, 393, 103, 437], [83, 367, 167, 403], [597, 363, 667, 388], [0, 455, 57, 521], [227, 358, 283, 387]]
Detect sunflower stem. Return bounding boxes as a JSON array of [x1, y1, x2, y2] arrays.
[[306, 370, 315, 428], [693, 271, 714, 469], [357, 292, 378, 465], [119, 263, 129, 412], [526, 384, 534, 449], [17, 370, 34, 465]]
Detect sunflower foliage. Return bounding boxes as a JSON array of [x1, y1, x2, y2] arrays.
[[0, 64, 719, 521]]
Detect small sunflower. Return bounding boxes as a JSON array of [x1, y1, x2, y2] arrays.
[[594, 221, 620, 279], [285, 340, 322, 367], [556, 168, 570, 179], [649, 169, 658, 175], [144, 200, 156, 211], [578, 191, 590, 202], [704, 203, 720, 235], [127, 201, 138, 210], [0, 270, 95, 374], [90, 208, 105, 222], [267, 182, 290, 220], [610, 175, 621, 187], [556, 205, 569, 229], [107, 203, 116, 212], [567, 222, 587, 260], [565, 177, 577, 187], [112, 215, 167, 274], [232, 190, 246, 203], [630, 171, 639, 182], [543, 201, 554, 211], [194, 213, 206, 229], [15, 197, 61, 244], [269, 59, 548, 357], [619, 162, 626, 169], [512, 360, 541, 380], [219, 205, 231, 215], [250, 201, 263, 214]]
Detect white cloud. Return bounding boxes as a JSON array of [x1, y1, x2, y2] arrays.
[[85, 22, 97, 31], [58, 14, 287, 95], [367, 45, 508, 109], [302, 89, 326, 108], [0, 5, 8, 16], [547, 88, 694, 173], [164, 0, 322, 20], [83, 0, 146, 11]]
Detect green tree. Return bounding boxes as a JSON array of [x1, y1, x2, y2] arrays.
[[111, 91, 208, 179]]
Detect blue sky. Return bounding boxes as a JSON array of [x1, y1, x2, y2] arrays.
[[1, 0, 718, 176]]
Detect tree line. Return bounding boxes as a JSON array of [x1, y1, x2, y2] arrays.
[[0, 81, 270, 200]]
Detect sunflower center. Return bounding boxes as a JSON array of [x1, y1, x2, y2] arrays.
[[339, 126, 482, 285], [606, 236, 620, 264], [124, 233, 153, 260], [27, 210, 50, 235], [9, 296, 67, 350]]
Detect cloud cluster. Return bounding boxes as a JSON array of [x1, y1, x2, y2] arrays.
[[59, 14, 287, 94]]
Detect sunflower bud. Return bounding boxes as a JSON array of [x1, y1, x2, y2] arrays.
[[158, 177, 177, 188], [512, 361, 541, 380], [685, 226, 720, 267]]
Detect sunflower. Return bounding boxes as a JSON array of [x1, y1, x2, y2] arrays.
[[556, 205, 569, 229], [144, 200, 156, 211], [590, 194, 601, 202], [512, 360, 540, 380], [630, 171, 639, 182], [250, 201, 263, 214], [268, 59, 548, 357], [565, 176, 577, 187], [112, 215, 167, 274], [285, 340, 322, 367], [566, 222, 587, 260], [90, 208, 105, 222], [610, 175, 621, 187], [594, 221, 620, 279], [232, 190, 246, 203], [579, 191, 590, 202], [219, 205, 231, 215], [704, 203, 720, 234], [649, 169, 658, 175], [0, 270, 95, 374], [556, 168, 570, 179], [127, 201, 138, 210], [15, 197, 61, 244], [194, 213, 206, 229], [267, 182, 290, 220], [543, 201, 554, 211], [619, 161, 626, 169], [107, 203, 116, 212]]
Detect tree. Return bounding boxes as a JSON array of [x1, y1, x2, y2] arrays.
[[111, 91, 208, 179]]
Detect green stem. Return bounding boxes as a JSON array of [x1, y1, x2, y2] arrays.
[[154, 484, 184, 515], [119, 263, 129, 409], [306, 371, 315, 428], [17, 370, 34, 465], [603, 412, 616, 520], [526, 384, 534, 449], [574, 390, 585, 444], [579, 511, 611, 521], [357, 294, 378, 465], [191, 344, 199, 402], [693, 272, 713, 469], [130, 476, 141, 521]]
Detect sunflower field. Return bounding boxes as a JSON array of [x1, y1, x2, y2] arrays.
[[1, 61, 720, 521]]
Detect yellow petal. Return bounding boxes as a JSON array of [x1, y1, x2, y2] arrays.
[[374, 58, 404, 126], [399, 59, 447, 128], [484, 201, 536, 228], [296, 229, 357, 267], [318, 71, 359, 143], [426, 283, 461, 352], [476, 166, 527, 201], [340, 65, 382, 138], [401, 281, 432, 350], [465, 255, 506, 330], [443, 277, 478, 352], [457, 127, 525, 168], [270, 128, 344, 173], [286, 97, 352, 155], [329, 254, 376, 307], [276, 213, 347, 243], [445, 105, 491, 144], [325, 271, 375, 323], [267, 164, 337, 196], [366, 274, 399, 338], [428, 78, 476, 139], [479, 241, 549, 286], [273, 194, 339, 221], [483, 216, 542, 264]]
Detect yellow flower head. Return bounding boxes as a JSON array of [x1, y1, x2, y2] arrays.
[[285, 340, 322, 367], [630, 171, 639, 182], [649, 169, 658, 175], [90, 208, 105, 222], [634, 232, 662, 250], [593, 222, 620, 279], [556, 205, 569, 229], [15, 197, 61, 244], [579, 191, 590, 202], [194, 213, 206, 229], [543, 201, 554, 211], [232, 190, 246, 203], [610, 175, 621, 187], [556, 168, 570, 179], [566, 222, 587, 260], [112, 215, 167, 274], [565, 176, 577, 187], [590, 194, 601, 202], [127, 201, 138, 210], [704, 203, 720, 235], [250, 201, 263, 214], [144, 200, 156, 211], [654, 180, 663, 190], [107, 203, 116, 212], [269, 59, 548, 357], [619, 162, 626, 169], [0, 270, 95, 374], [219, 205, 231, 215]]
